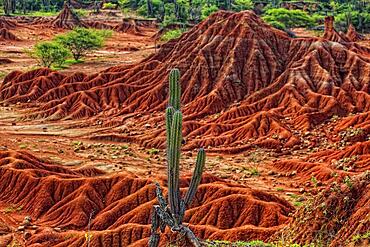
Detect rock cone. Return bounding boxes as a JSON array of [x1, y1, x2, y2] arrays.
[[0, 17, 17, 29], [49, 3, 87, 29], [346, 24, 365, 42], [0, 28, 19, 41], [114, 18, 142, 35]]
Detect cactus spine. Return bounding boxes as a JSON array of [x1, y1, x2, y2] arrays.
[[149, 68, 206, 247]]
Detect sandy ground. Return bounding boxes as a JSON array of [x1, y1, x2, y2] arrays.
[[0, 21, 157, 79]]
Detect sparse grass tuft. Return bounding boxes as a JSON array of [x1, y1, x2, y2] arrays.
[[3, 205, 23, 214]]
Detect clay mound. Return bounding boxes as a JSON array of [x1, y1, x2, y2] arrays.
[[0, 28, 19, 41], [0, 68, 67, 102], [1, 11, 370, 152], [135, 18, 157, 28], [0, 17, 17, 29], [322, 16, 350, 43], [49, 3, 87, 29], [31, 16, 53, 25], [87, 20, 114, 30], [272, 141, 370, 184], [272, 172, 370, 247], [346, 24, 365, 42], [114, 18, 142, 35], [0, 149, 293, 246]]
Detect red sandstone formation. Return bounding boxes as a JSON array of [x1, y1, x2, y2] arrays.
[[114, 18, 142, 35], [0, 149, 293, 246], [0, 17, 17, 29], [49, 3, 87, 29], [86, 20, 114, 30], [0, 28, 19, 41], [322, 16, 350, 43], [272, 140, 370, 184], [346, 24, 365, 42], [0, 11, 369, 153]]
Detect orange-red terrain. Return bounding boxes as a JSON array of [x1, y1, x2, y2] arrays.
[[1, 11, 369, 153], [0, 149, 293, 246], [0, 10, 369, 247]]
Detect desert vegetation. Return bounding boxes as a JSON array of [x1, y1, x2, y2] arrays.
[[0, 0, 369, 247]]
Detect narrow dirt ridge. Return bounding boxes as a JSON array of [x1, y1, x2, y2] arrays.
[[0, 28, 19, 41]]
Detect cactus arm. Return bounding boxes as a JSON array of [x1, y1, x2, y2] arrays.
[[148, 207, 160, 247], [168, 110, 182, 220], [184, 148, 206, 206], [166, 107, 174, 145], [169, 69, 181, 110], [178, 199, 186, 224], [166, 106, 174, 181]]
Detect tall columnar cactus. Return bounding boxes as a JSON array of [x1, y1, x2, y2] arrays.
[[148, 69, 206, 247]]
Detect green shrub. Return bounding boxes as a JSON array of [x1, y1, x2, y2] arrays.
[[262, 8, 315, 29], [32, 41, 70, 68], [103, 2, 117, 9], [268, 20, 286, 30], [74, 9, 89, 18], [160, 29, 184, 41], [201, 4, 218, 20], [94, 29, 113, 39], [54, 28, 106, 61]]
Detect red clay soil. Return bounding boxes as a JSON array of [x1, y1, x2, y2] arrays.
[[48, 3, 88, 29], [0, 17, 17, 29], [272, 141, 370, 185], [0, 149, 293, 246], [346, 24, 365, 42], [114, 18, 142, 35], [0, 11, 369, 154], [271, 172, 369, 247], [87, 20, 114, 30], [322, 16, 350, 43], [0, 28, 19, 41]]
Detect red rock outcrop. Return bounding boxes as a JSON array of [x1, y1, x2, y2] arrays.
[[322, 16, 350, 43], [114, 18, 142, 35], [0, 149, 293, 246], [49, 3, 87, 29], [0, 17, 17, 29], [0, 28, 19, 41], [346, 24, 365, 42], [0, 11, 369, 153]]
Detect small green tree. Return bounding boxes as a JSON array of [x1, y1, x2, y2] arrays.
[[55, 28, 105, 61], [32, 41, 70, 68], [160, 29, 184, 42], [263, 8, 315, 30]]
